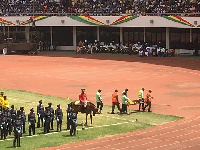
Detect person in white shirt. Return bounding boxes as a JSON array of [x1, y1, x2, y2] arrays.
[[3, 47, 7, 55]]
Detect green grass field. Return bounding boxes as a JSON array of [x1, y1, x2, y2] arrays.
[[0, 88, 183, 150]]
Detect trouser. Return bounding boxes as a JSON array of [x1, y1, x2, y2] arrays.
[[50, 119, 54, 130], [37, 115, 43, 128], [112, 102, 121, 113], [97, 102, 103, 111], [13, 132, 20, 147], [122, 104, 127, 113], [144, 101, 152, 112], [1, 125, 7, 140], [138, 99, 144, 111], [57, 117, 62, 132], [67, 117, 70, 130], [6, 121, 12, 135], [44, 121, 50, 133], [29, 124, 35, 136], [22, 121, 25, 133]]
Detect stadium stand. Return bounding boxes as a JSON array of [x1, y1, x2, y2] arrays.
[[0, 0, 200, 16]]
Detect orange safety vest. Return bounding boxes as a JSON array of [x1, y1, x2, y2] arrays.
[[145, 92, 152, 102], [112, 92, 118, 103]]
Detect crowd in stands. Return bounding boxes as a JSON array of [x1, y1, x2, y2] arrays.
[[0, 0, 200, 16]]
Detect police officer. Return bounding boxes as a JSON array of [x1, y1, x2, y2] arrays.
[[37, 100, 44, 128], [19, 107, 26, 133], [9, 105, 16, 133], [66, 104, 73, 130], [28, 108, 36, 136], [0, 113, 7, 140], [48, 102, 54, 130], [13, 111, 22, 147], [5, 108, 12, 136], [69, 110, 77, 136], [55, 104, 63, 132], [43, 107, 51, 133]]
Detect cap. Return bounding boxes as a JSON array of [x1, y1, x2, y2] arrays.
[[115, 89, 118, 92]]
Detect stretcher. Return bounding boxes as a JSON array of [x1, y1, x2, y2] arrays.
[[127, 100, 140, 105]]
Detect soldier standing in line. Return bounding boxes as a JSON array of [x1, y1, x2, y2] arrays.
[[55, 104, 63, 132], [43, 107, 51, 134], [0, 113, 7, 140], [48, 103, 54, 130], [19, 107, 26, 133], [5, 108, 12, 136], [9, 105, 16, 133], [28, 108, 36, 136], [66, 104, 73, 130], [37, 100, 44, 128], [13, 112, 22, 147]]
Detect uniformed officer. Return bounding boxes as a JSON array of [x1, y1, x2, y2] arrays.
[[0, 113, 7, 140], [43, 107, 51, 133], [19, 107, 26, 133], [28, 108, 36, 136], [48, 102, 54, 130], [37, 100, 44, 128], [69, 110, 77, 136], [55, 104, 63, 132], [5, 108, 12, 136], [13, 111, 22, 147], [9, 105, 16, 133], [66, 103, 73, 130]]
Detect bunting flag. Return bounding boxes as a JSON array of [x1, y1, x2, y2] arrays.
[[162, 15, 194, 27], [111, 15, 138, 25], [68, 15, 106, 25], [0, 17, 15, 25], [20, 16, 49, 25]]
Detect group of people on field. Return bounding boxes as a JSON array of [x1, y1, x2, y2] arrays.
[[0, 91, 78, 147], [79, 88, 153, 115]]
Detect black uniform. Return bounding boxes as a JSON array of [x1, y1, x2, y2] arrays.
[[69, 111, 77, 136], [9, 105, 16, 134], [19, 107, 26, 133], [48, 103, 54, 130], [66, 104, 73, 130], [43, 107, 51, 133], [37, 100, 44, 128], [5, 109, 12, 136], [0, 113, 7, 140], [13, 116, 22, 147], [28, 108, 36, 136], [55, 105, 63, 132]]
